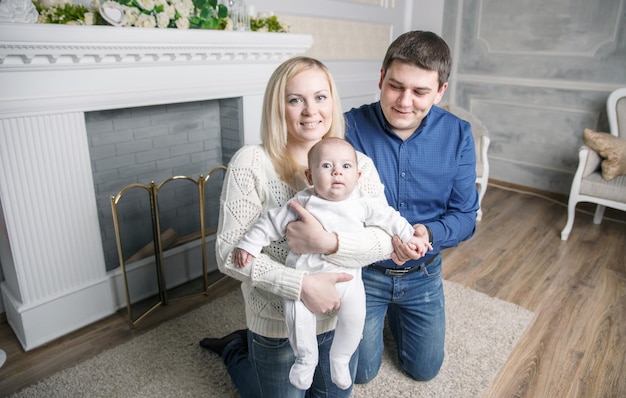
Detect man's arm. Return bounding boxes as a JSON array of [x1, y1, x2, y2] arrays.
[[424, 122, 479, 252]]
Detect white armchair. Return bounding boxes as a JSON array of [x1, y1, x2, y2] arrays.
[[441, 104, 491, 221], [560, 87, 626, 241]]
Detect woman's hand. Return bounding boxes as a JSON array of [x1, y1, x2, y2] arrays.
[[286, 201, 338, 254], [300, 272, 353, 313]]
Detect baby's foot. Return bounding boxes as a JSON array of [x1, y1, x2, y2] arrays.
[[289, 360, 316, 390], [331, 362, 352, 390]]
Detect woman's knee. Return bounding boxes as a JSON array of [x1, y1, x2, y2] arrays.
[[354, 337, 383, 384], [354, 364, 379, 385]]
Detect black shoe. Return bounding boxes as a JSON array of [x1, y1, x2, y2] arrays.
[[199, 329, 248, 356]]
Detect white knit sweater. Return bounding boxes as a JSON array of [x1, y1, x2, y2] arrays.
[[215, 145, 394, 338]]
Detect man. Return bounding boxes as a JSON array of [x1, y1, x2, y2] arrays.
[[286, 30, 478, 383]]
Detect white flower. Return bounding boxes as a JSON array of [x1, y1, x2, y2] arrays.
[[135, 13, 156, 27], [164, 4, 175, 19], [156, 12, 169, 28], [90, 0, 100, 11], [173, 0, 192, 18], [84, 12, 95, 25], [154, 0, 173, 18], [123, 5, 140, 26], [224, 17, 233, 31], [135, 0, 155, 12], [175, 17, 189, 29]]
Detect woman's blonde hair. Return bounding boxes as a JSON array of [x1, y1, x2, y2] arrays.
[[261, 56, 345, 187]]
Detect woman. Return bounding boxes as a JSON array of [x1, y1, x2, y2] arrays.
[[203, 56, 397, 397]]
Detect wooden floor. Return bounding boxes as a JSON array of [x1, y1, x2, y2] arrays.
[[444, 184, 626, 398], [0, 184, 625, 397]]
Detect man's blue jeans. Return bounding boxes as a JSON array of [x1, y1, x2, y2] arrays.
[[222, 329, 357, 398], [355, 253, 446, 384]]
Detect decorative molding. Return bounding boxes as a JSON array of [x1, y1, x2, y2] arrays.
[[0, 23, 313, 67], [456, 73, 621, 92], [475, 0, 624, 57]]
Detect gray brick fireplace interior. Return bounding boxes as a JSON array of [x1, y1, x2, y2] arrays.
[[86, 98, 241, 272]]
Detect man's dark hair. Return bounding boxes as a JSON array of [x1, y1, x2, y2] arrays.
[[382, 30, 452, 88]]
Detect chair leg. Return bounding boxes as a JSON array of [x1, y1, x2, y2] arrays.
[[476, 181, 486, 221], [561, 199, 577, 241], [593, 204, 606, 224]]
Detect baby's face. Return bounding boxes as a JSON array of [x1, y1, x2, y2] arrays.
[[307, 141, 360, 201]]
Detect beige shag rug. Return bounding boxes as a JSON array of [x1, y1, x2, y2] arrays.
[[10, 280, 534, 398]]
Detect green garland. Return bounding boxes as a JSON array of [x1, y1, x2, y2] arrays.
[[188, 0, 228, 30], [34, 2, 100, 25], [32, 0, 288, 32], [250, 15, 287, 33]]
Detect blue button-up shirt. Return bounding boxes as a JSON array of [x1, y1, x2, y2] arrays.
[[345, 102, 478, 268]]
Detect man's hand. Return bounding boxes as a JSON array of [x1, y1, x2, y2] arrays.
[[390, 224, 431, 265], [300, 272, 353, 313], [286, 201, 338, 254]]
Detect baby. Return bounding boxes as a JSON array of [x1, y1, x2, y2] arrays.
[[233, 137, 431, 390]]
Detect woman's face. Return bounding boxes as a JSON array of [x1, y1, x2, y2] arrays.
[[285, 67, 333, 146]]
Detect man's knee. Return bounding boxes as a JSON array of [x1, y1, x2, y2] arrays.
[[406, 367, 441, 382], [403, 356, 443, 382]]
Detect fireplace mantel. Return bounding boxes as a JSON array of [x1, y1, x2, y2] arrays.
[[0, 23, 312, 117], [0, 22, 312, 350]]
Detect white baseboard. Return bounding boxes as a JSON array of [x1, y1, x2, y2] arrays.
[[1, 276, 115, 351]]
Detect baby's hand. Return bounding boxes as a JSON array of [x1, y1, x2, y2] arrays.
[[407, 235, 432, 258], [417, 241, 432, 257], [233, 248, 253, 268]]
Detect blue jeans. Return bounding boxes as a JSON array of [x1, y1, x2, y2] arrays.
[[356, 253, 446, 384], [222, 329, 357, 398]]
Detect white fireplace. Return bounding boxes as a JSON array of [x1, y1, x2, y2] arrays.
[[0, 22, 312, 350]]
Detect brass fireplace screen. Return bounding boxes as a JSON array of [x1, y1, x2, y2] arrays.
[[110, 165, 227, 327]]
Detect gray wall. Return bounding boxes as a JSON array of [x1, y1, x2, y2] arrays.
[[441, 0, 626, 194], [250, 0, 626, 195]]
